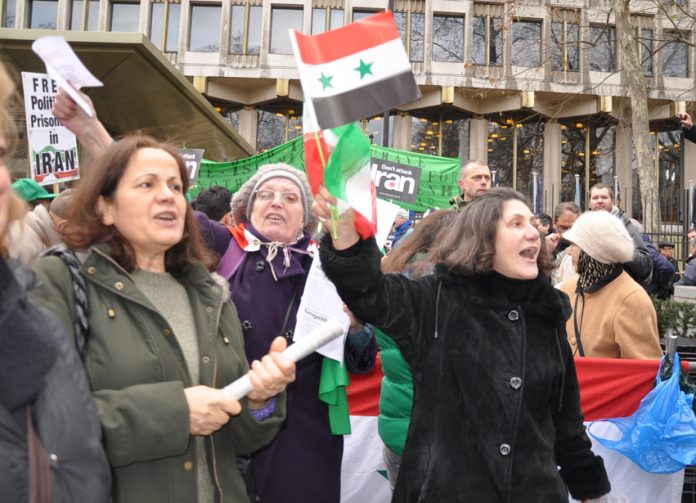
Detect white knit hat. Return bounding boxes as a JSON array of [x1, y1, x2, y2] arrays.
[[562, 211, 635, 264]]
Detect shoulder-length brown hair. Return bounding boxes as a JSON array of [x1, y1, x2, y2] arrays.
[[382, 209, 456, 276], [62, 134, 215, 274], [428, 187, 554, 277]]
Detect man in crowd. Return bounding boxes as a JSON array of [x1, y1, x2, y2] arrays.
[[588, 183, 653, 285], [547, 202, 581, 284], [449, 160, 491, 209], [192, 186, 233, 225], [12, 178, 57, 209], [7, 188, 75, 265], [389, 208, 413, 249], [630, 220, 676, 300], [658, 241, 679, 271]]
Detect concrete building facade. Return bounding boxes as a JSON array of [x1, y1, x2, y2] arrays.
[[2, 0, 696, 217]]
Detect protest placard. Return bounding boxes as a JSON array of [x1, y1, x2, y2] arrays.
[[21, 72, 80, 185]]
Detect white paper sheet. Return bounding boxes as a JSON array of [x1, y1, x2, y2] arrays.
[[31, 36, 103, 118], [293, 253, 349, 362]]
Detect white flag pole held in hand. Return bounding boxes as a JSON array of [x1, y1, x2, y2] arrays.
[[222, 319, 345, 400]]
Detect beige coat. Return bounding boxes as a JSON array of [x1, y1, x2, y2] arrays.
[[558, 271, 662, 359]]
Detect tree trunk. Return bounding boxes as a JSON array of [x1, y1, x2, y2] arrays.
[[615, 0, 659, 232]]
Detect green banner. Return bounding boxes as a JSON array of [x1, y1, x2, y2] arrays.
[[191, 137, 461, 212]]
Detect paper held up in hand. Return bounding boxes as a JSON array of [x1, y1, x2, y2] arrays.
[[32, 36, 103, 118]]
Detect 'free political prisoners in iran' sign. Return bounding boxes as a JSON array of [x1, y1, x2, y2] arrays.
[[371, 159, 422, 204], [21, 72, 80, 185]]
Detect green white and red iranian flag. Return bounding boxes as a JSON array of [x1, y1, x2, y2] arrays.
[[290, 11, 420, 129]]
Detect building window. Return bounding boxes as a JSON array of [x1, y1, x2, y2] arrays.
[[663, 31, 688, 77], [230, 3, 262, 55], [638, 28, 653, 76], [71, 0, 99, 30], [352, 10, 377, 22], [256, 106, 302, 152], [4, 0, 17, 27], [311, 7, 343, 34], [110, 1, 139, 31], [411, 111, 470, 158], [29, 0, 58, 29], [551, 10, 579, 72], [560, 121, 615, 210], [512, 19, 541, 67], [189, 4, 221, 52], [150, 1, 180, 51], [589, 25, 616, 72], [394, 3, 424, 63], [432, 15, 464, 63], [488, 118, 544, 207], [473, 5, 503, 66], [270, 7, 303, 55]]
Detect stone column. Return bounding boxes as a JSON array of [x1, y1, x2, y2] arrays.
[[469, 116, 489, 163], [238, 106, 258, 149], [543, 121, 561, 215]]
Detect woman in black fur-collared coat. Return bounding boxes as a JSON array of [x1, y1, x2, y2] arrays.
[[314, 187, 610, 503]]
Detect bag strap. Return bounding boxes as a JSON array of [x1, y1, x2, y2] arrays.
[[279, 280, 300, 342], [572, 288, 585, 357], [44, 247, 90, 360], [26, 406, 52, 503]]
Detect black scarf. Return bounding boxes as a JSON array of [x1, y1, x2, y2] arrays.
[[576, 251, 621, 292]]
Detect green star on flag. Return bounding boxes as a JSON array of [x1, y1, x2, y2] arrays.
[[319, 72, 333, 90], [354, 59, 373, 79]]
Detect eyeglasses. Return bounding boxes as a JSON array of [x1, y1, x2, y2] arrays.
[[254, 189, 301, 204]]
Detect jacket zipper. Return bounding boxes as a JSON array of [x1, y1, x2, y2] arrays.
[[210, 296, 225, 503]]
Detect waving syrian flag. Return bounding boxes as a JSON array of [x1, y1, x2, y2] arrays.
[[290, 11, 420, 130]]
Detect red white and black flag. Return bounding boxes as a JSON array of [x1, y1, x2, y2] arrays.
[[290, 11, 421, 130]]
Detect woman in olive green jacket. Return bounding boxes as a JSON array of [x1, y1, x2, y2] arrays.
[[30, 135, 296, 503]]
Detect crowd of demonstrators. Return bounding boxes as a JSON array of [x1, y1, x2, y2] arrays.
[[53, 87, 377, 503], [377, 209, 457, 489], [192, 185, 234, 225], [558, 211, 662, 359], [30, 135, 296, 503], [587, 183, 653, 286], [7, 186, 76, 265], [449, 159, 491, 210], [0, 61, 112, 502], [315, 187, 610, 502]]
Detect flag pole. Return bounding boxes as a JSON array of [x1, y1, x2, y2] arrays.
[[381, 0, 395, 148]]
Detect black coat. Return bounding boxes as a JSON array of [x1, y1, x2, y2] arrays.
[[320, 237, 610, 503], [0, 259, 111, 503]]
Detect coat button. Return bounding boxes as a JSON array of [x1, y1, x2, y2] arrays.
[[206, 306, 214, 313], [162, 328, 171, 337], [202, 356, 210, 364], [499, 443, 511, 456], [241, 320, 253, 332], [509, 377, 522, 390], [107, 309, 116, 318], [114, 281, 124, 290], [507, 310, 519, 322], [87, 266, 96, 275], [255, 260, 266, 272], [183, 461, 193, 471]]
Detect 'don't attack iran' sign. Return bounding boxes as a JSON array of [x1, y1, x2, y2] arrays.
[[371, 159, 421, 204], [21, 72, 80, 185]]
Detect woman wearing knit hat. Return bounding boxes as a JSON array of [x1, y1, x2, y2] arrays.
[[196, 163, 377, 503], [558, 210, 662, 359]]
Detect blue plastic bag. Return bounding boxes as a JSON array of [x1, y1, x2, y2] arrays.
[[588, 354, 696, 474]]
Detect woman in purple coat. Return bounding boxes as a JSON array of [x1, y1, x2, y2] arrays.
[[196, 163, 377, 503]]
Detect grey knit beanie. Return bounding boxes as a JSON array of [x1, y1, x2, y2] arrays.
[[563, 211, 634, 264], [230, 163, 318, 235]]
